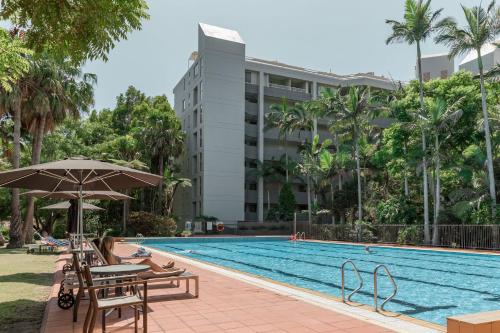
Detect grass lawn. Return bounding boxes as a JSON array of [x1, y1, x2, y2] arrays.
[[0, 247, 57, 333]]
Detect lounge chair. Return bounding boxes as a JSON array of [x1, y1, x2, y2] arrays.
[[81, 263, 148, 333]]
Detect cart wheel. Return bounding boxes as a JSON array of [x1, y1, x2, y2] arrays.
[[62, 264, 72, 274], [29, 249, 35, 254], [57, 294, 74, 310]]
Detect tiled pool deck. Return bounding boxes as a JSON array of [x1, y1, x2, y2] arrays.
[[41, 243, 441, 333]]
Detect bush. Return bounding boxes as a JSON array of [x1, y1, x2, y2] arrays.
[[397, 226, 420, 245], [376, 195, 417, 224], [348, 220, 375, 242], [278, 183, 296, 221], [52, 221, 66, 239], [128, 211, 177, 237]]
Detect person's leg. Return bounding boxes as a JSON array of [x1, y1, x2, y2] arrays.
[[137, 258, 174, 272]]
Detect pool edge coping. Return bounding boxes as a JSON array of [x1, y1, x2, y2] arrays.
[[130, 243, 446, 333]]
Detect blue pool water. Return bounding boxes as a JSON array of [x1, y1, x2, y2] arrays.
[[141, 237, 500, 325]]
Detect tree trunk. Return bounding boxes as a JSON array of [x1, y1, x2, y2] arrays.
[[417, 41, 431, 244], [307, 176, 312, 225], [355, 134, 363, 221], [335, 134, 343, 191], [477, 51, 497, 219], [285, 135, 289, 182], [7, 100, 23, 248], [403, 143, 409, 197], [157, 155, 164, 215], [23, 115, 46, 243], [432, 135, 440, 245], [67, 199, 78, 234]]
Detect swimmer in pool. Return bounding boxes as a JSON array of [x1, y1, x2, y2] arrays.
[[365, 246, 372, 254]]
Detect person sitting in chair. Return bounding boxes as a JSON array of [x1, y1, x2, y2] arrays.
[[100, 236, 183, 278]]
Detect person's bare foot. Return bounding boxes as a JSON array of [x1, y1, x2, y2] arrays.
[[162, 261, 175, 269]]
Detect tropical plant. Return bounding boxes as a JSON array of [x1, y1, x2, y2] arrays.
[[163, 168, 191, 216], [1, 0, 149, 63], [0, 28, 31, 92], [435, 0, 499, 219], [386, 0, 450, 243]]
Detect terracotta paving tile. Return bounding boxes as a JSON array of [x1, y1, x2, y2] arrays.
[[40, 243, 396, 333]]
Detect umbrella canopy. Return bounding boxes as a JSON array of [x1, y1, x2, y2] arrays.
[[0, 156, 162, 191], [24, 190, 132, 200], [41, 201, 105, 211]]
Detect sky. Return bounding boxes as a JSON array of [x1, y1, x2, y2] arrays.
[[81, 0, 481, 111]]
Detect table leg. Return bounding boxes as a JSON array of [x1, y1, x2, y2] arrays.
[[195, 277, 199, 297], [186, 279, 190, 294]]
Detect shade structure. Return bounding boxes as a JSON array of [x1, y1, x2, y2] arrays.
[[0, 156, 161, 191], [0, 156, 162, 257], [41, 201, 105, 211], [24, 190, 132, 201]]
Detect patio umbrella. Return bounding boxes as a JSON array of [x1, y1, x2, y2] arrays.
[[24, 190, 132, 238], [41, 201, 105, 211], [0, 156, 162, 256]]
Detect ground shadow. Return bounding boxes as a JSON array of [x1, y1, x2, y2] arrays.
[[0, 272, 54, 286], [0, 298, 47, 333]]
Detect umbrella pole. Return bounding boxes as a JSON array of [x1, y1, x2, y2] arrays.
[[79, 184, 83, 260]]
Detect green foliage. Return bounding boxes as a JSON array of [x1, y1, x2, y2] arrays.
[[1, 0, 149, 64], [128, 211, 177, 237], [0, 28, 31, 92], [376, 196, 417, 224], [397, 225, 421, 245], [51, 220, 66, 239], [278, 182, 296, 221]]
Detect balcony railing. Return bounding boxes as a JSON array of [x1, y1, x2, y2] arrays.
[[268, 83, 307, 93]]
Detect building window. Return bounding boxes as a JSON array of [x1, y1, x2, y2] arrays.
[[247, 182, 257, 190], [193, 109, 198, 127], [182, 99, 186, 111], [199, 152, 203, 172], [246, 203, 257, 213], [199, 176, 202, 196], [192, 155, 197, 174], [193, 86, 198, 106], [245, 158, 257, 168], [194, 63, 199, 77], [193, 132, 197, 151], [192, 178, 197, 198], [199, 129, 203, 148], [245, 71, 252, 83], [200, 80, 203, 100], [245, 114, 257, 125], [440, 70, 448, 79], [192, 201, 197, 216], [245, 136, 257, 146], [423, 72, 431, 82], [199, 106, 203, 124]]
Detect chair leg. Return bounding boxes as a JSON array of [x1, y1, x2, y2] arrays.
[[83, 302, 93, 333], [101, 309, 106, 333], [89, 307, 98, 333], [73, 288, 83, 322], [134, 307, 138, 333]]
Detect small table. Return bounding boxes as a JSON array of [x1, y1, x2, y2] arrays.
[[90, 264, 150, 276]]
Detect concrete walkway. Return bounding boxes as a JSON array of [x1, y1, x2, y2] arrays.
[[42, 243, 396, 333]]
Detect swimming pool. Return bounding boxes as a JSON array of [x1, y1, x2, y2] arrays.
[[141, 237, 500, 325]]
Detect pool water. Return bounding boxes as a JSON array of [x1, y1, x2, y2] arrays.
[[142, 237, 500, 325]]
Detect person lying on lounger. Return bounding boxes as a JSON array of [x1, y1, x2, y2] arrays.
[[100, 236, 184, 278]]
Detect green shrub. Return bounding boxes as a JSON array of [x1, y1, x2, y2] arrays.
[[397, 225, 421, 245], [278, 183, 296, 221], [348, 220, 375, 242], [52, 221, 66, 239], [128, 211, 177, 237], [376, 195, 417, 224]]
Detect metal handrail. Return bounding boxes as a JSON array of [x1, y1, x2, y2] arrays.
[[295, 232, 305, 240], [341, 260, 363, 302], [373, 264, 397, 311]]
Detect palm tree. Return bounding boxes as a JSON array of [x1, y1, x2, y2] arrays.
[[331, 86, 377, 222], [420, 97, 463, 244], [297, 135, 332, 224], [22, 53, 95, 242], [247, 159, 280, 215], [386, 0, 449, 243], [435, 0, 498, 218], [267, 98, 293, 182], [163, 168, 191, 216]]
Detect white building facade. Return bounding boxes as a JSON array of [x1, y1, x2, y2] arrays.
[[173, 23, 394, 223], [417, 53, 454, 81], [459, 42, 500, 75]]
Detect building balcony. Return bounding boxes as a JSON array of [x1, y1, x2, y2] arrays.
[[245, 101, 258, 116], [264, 86, 311, 102]]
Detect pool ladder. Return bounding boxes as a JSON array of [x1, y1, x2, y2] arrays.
[[295, 232, 306, 241], [373, 264, 397, 312], [340, 261, 398, 311]]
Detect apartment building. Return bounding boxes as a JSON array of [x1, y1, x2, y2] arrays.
[[417, 53, 454, 81], [172, 23, 394, 223]]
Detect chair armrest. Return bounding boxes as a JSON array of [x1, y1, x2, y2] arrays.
[[93, 274, 138, 282], [88, 280, 147, 291]]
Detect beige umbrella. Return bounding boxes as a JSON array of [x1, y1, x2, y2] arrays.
[[24, 190, 132, 200], [0, 156, 162, 256], [41, 201, 105, 211]]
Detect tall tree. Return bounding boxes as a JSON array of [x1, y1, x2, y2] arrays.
[[1, 0, 149, 64], [22, 53, 95, 242], [435, 0, 499, 219], [331, 86, 377, 222], [267, 98, 293, 182], [386, 0, 449, 243], [420, 97, 463, 244], [0, 28, 31, 92]]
